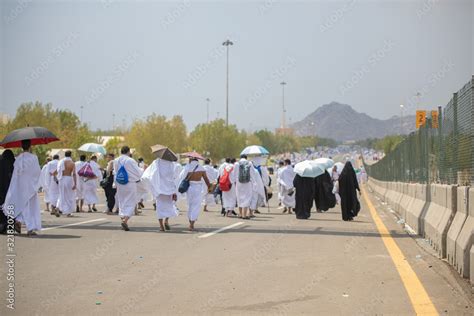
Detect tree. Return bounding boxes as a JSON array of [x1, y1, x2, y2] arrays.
[[5, 102, 96, 164], [125, 114, 188, 162], [375, 135, 404, 154], [189, 119, 246, 161]]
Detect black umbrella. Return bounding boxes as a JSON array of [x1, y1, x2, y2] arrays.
[[0, 126, 59, 148], [150, 144, 178, 162]]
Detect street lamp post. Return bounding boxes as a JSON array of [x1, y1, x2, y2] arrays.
[[400, 104, 404, 135], [222, 39, 233, 126], [280, 81, 287, 129], [206, 98, 210, 124]]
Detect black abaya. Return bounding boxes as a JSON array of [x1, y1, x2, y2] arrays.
[[314, 171, 336, 212], [0, 150, 15, 234], [293, 174, 315, 219], [338, 161, 361, 221]]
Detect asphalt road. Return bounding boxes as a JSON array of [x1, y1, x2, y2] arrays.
[[1, 181, 473, 315]]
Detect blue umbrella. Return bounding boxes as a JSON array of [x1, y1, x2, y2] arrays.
[[78, 143, 106, 155], [241, 145, 270, 156]]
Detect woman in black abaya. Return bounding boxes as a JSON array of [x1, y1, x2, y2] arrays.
[[338, 161, 361, 221], [0, 150, 15, 234], [314, 170, 336, 212], [293, 174, 315, 219]]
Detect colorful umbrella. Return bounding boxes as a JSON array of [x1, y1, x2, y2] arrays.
[[78, 143, 106, 155], [151, 144, 178, 162], [181, 151, 205, 160], [0, 126, 59, 148], [240, 145, 270, 156]]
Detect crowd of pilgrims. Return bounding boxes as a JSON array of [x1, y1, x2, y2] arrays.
[[0, 140, 362, 236]]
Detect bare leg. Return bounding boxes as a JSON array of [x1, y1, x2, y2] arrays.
[[239, 207, 243, 218], [243, 207, 248, 219], [164, 218, 170, 231], [80, 199, 84, 212], [121, 216, 130, 231], [45, 203, 50, 212], [158, 219, 165, 231], [189, 220, 195, 231]]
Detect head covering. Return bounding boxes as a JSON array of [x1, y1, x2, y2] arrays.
[[0, 150, 16, 203]]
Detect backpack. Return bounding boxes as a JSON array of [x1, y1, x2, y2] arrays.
[[219, 167, 233, 192], [238, 160, 251, 183], [116, 163, 129, 185], [78, 163, 95, 178]]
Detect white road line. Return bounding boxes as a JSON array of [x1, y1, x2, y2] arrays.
[[198, 222, 244, 239], [42, 218, 107, 231]]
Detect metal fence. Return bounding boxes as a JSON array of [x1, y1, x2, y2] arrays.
[[365, 76, 474, 185]]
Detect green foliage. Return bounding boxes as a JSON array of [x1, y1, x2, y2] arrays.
[[4, 102, 96, 164], [188, 119, 246, 162], [253, 130, 337, 154], [126, 114, 188, 163], [104, 137, 125, 157], [374, 135, 404, 154]]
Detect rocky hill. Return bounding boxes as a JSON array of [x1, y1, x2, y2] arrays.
[[291, 102, 415, 141]]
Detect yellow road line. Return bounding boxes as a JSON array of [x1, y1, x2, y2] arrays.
[[361, 185, 438, 315]]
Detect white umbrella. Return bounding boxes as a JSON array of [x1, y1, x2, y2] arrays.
[[327, 162, 345, 175], [313, 158, 335, 170], [78, 143, 106, 155], [295, 160, 328, 178], [241, 145, 270, 156]]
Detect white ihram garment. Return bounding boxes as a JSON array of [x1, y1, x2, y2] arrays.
[[203, 165, 218, 206], [83, 161, 102, 205], [219, 163, 236, 211], [141, 159, 179, 220], [47, 159, 59, 207], [75, 161, 87, 200], [179, 161, 206, 221], [56, 157, 76, 215], [232, 159, 262, 208], [3, 152, 41, 232], [114, 155, 143, 218], [40, 164, 50, 204], [279, 165, 296, 208]]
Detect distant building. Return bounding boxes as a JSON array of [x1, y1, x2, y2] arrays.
[[48, 148, 73, 159], [97, 135, 125, 146], [275, 127, 294, 136], [0, 113, 10, 124]]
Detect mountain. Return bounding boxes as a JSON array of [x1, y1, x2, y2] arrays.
[[291, 102, 415, 141]]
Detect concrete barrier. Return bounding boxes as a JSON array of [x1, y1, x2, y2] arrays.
[[399, 183, 415, 222], [455, 189, 474, 278], [399, 183, 412, 220], [447, 187, 469, 267], [392, 183, 403, 215], [435, 185, 457, 258], [405, 184, 428, 235], [423, 184, 456, 258], [470, 246, 474, 285]]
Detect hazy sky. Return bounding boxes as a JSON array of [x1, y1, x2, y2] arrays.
[[1, 0, 473, 131]]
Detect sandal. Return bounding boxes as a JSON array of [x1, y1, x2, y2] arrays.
[[14, 222, 22, 234], [121, 222, 130, 231]]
